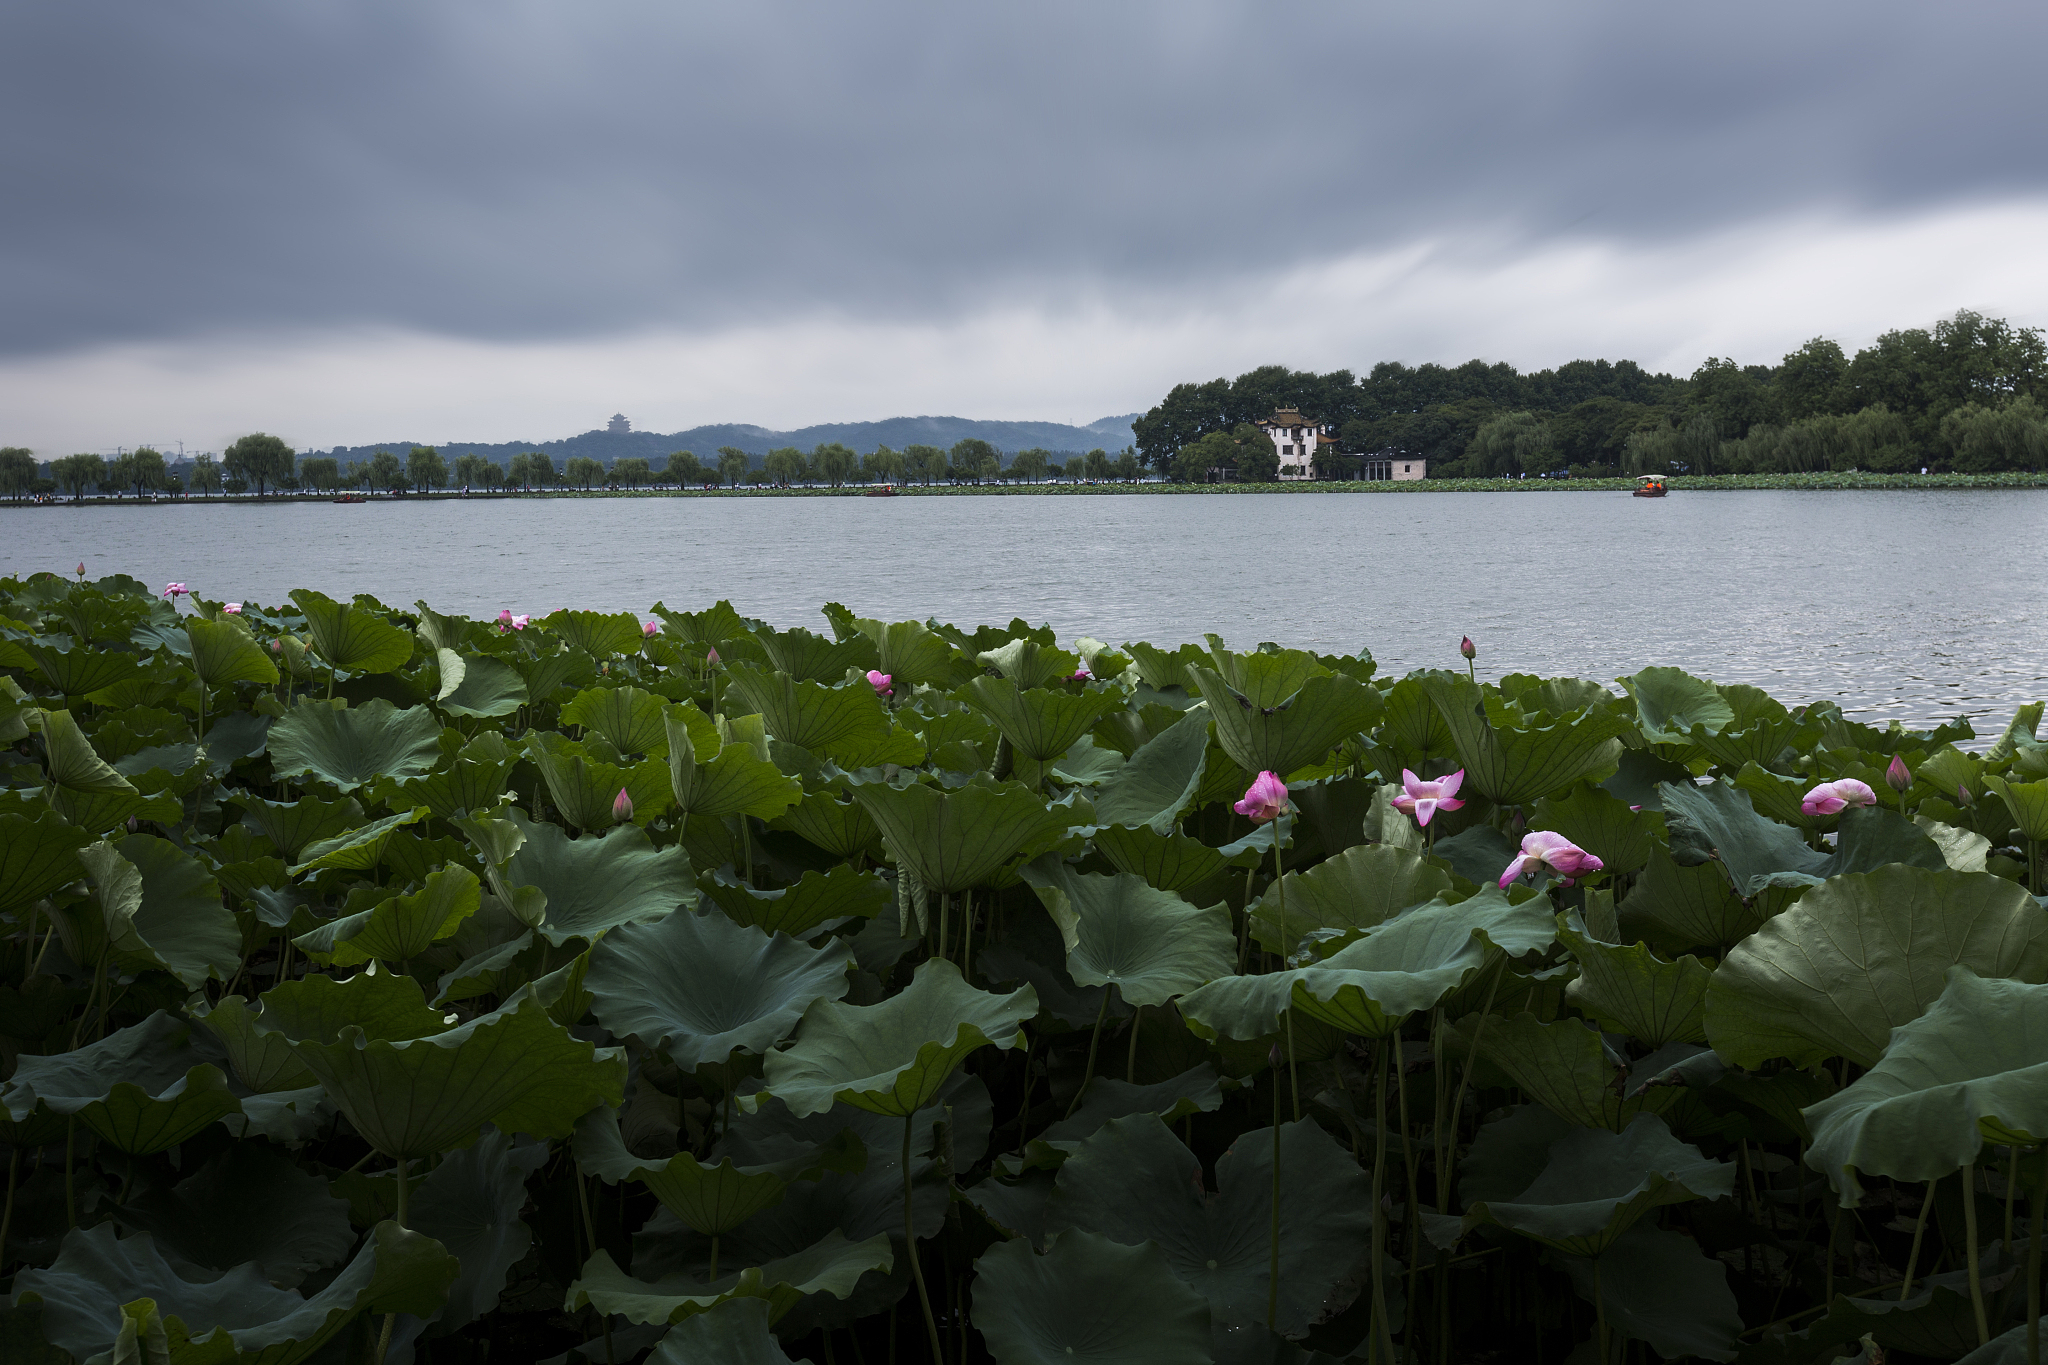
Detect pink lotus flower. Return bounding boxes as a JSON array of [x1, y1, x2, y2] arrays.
[[1800, 778, 1877, 816], [643, 620, 660, 637], [1499, 830, 1605, 888], [222, 603, 242, 614], [1071, 668, 1091, 681], [512, 614, 528, 631], [612, 787, 634, 822], [1459, 636, 1476, 661], [866, 670, 893, 695], [162, 582, 189, 600], [1885, 755, 1912, 793], [496, 608, 527, 632], [1392, 768, 1465, 827], [1233, 771, 1289, 823], [270, 639, 282, 653]]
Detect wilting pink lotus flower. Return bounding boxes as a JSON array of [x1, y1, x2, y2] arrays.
[[1393, 768, 1466, 827], [643, 620, 659, 637], [1801, 778, 1877, 816], [222, 602, 242, 614], [162, 582, 189, 600], [1071, 668, 1091, 681], [1234, 771, 1290, 822], [866, 670, 893, 695], [612, 788, 634, 822], [1885, 755, 1912, 793], [1460, 636, 1476, 661], [1500, 830, 1604, 888], [510, 614, 528, 631]]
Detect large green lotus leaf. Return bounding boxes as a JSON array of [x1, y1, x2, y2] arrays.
[[1461, 1112, 1732, 1257], [975, 637, 1080, 689], [86, 834, 241, 989], [1087, 709, 1211, 834], [1803, 970, 2048, 1204], [377, 751, 515, 821], [504, 809, 695, 946], [293, 864, 481, 967], [406, 1127, 550, 1334], [850, 776, 1077, 895], [562, 684, 671, 756], [34, 705, 164, 833], [109, 1142, 355, 1288], [1247, 842, 1453, 957], [1702, 865, 2048, 1069], [543, 608, 646, 657], [1731, 761, 1828, 831], [1004, 1065, 1228, 1175], [1017, 861, 1233, 1008], [723, 664, 894, 765], [646, 1297, 797, 1365], [1124, 641, 1211, 693], [1415, 670, 1631, 805], [435, 651, 528, 718], [257, 967, 456, 1044], [268, 980, 627, 1157], [972, 1227, 1210, 1365], [585, 909, 852, 1068], [19, 633, 145, 696], [285, 806, 425, 875], [228, 792, 363, 863], [1659, 777, 1826, 889], [2, 1011, 242, 1153], [958, 676, 1123, 765], [1454, 1013, 1680, 1131], [1558, 914, 1711, 1047], [757, 624, 878, 682], [1088, 823, 1245, 897], [0, 807, 91, 917], [1528, 784, 1664, 876], [525, 730, 672, 830], [653, 598, 750, 645], [1558, 1224, 1743, 1363], [666, 704, 803, 821], [508, 639, 597, 704], [1913, 815, 1992, 872], [758, 958, 1034, 1117], [194, 995, 317, 1093], [1985, 774, 2048, 841], [1043, 1116, 1370, 1336], [1190, 663, 1383, 780], [410, 600, 476, 653], [290, 588, 416, 674], [701, 864, 891, 938], [1617, 666, 1733, 744], [1957, 1319, 2048, 1365], [185, 614, 280, 689], [565, 1231, 893, 1326], [1618, 842, 1763, 951], [16, 1219, 456, 1365], [575, 1102, 862, 1233], [266, 699, 442, 792], [769, 787, 880, 859], [838, 614, 966, 689]]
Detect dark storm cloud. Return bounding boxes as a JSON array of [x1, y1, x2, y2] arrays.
[[3, 1, 2043, 356]]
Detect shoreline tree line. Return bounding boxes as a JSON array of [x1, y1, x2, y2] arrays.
[[1136, 309, 2048, 479]]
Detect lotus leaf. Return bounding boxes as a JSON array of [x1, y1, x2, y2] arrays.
[[701, 864, 892, 937], [1527, 783, 1663, 876], [1190, 661, 1383, 780], [266, 699, 442, 792], [525, 729, 672, 829], [1018, 861, 1233, 1007], [959, 675, 1123, 766], [1087, 708, 1211, 833], [1803, 970, 2048, 1203], [1416, 671, 1631, 805], [585, 909, 852, 1068], [647, 1297, 798, 1365], [290, 588, 416, 674], [1985, 773, 2048, 842], [1460, 1112, 1732, 1257], [759, 959, 1034, 1117], [0, 806, 92, 916], [185, 615, 280, 690], [724, 664, 896, 765], [575, 1102, 862, 1232], [3, 1011, 241, 1154], [83, 834, 241, 989], [1089, 823, 1245, 897], [566, 1231, 894, 1326], [1618, 666, 1734, 744], [109, 1142, 355, 1288], [228, 792, 363, 863], [544, 608, 647, 657], [834, 613, 964, 688], [850, 776, 1076, 895], [286, 805, 424, 874], [562, 683, 671, 756], [769, 786, 880, 859], [503, 808, 695, 946], [1557, 1225, 1743, 1362], [1247, 842, 1454, 958], [1618, 842, 1763, 951], [435, 651, 528, 717], [666, 703, 804, 820], [378, 750, 514, 821], [1454, 1013, 1680, 1130], [1914, 814, 1992, 871], [972, 1227, 1211, 1365], [404, 1128, 551, 1333], [195, 994, 317, 1093], [293, 864, 481, 966], [33, 705, 170, 832], [1557, 914, 1711, 1048], [15, 1220, 457, 1365], [758, 624, 879, 682], [1703, 864, 2048, 1069]]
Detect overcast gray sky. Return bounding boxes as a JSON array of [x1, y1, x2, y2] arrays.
[[5, 1, 2046, 452]]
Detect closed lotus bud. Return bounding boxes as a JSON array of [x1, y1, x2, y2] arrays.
[[1957, 783, 1974, 807], [1460, 636, 1476, 660], [612, 787, 634, 823], [1885, 754, 1911, 793], [1267, 1044, 1284, 1069], [706, 647, 720, 665]]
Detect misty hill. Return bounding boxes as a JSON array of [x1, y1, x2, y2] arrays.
[[317, 413, 1142, 468]]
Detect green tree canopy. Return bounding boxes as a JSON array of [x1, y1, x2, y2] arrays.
[[223, 434, 295, 498]]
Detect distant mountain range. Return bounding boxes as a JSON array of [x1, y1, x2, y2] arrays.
[[314, 413, 1143, 468]]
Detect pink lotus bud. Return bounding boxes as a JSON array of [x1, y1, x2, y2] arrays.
[[1392, 768, 1466, 828], [1800, 778, 1877, 816], [222, 602, 242, 614], [1233, 771, 1289, 823], [866, 670, 893, 695], [612, 787, 634, 822], [270, 639, 282, 653], [1885, 754, 1911, 793], [497, 609, 512, 624], [1459, 636, 1476, 660], [1267, 1044, 1284, 1069], [126, 816, 138, 832], [76, 562, 86, 578], [643, 620, 659, 637], [1957, 783, 1974, 807], [1499, 830, 1604, 888], [706, 647, 720, 665]]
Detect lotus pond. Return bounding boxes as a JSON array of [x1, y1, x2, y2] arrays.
[[0, 572, 2044, 1365]]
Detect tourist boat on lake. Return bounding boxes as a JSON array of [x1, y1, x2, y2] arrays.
[[333, 494, 367, 504], [865, 485, 899, 498], [1633, 476, 1667, 498]]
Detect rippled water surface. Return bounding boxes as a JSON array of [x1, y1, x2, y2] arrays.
[[8, 489, 2045, 731]]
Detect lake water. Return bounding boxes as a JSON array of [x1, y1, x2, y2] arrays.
[[7, 489, 2046, 733]]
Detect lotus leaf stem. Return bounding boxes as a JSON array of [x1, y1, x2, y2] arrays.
[[1901, 1177, 1938, 1299], [1285, 1009, 1300, 1122], [2008, 1145, 2023, 1258], [375, 1155, 410, 1365], [1370, 1042, 1395, 1365], [903, 1114, 945, 1365], [1593, 1258, 1610, 1364], [1267, 1078, 1281, 1330], [1394, 1031, 1420, 1364], [63, 1117, 76, 1230], [0, 1149, 17, 1271], [2027, 1143, 2042, 1365], [1126, 1003, 1142, 1083], [1964, 1160, 1990, 1346], [1067, 990, 1112, 1118]]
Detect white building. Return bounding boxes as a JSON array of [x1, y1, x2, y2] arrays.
[[1361, 452, 1428, 482], [1255, 407, 1336, 480]]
